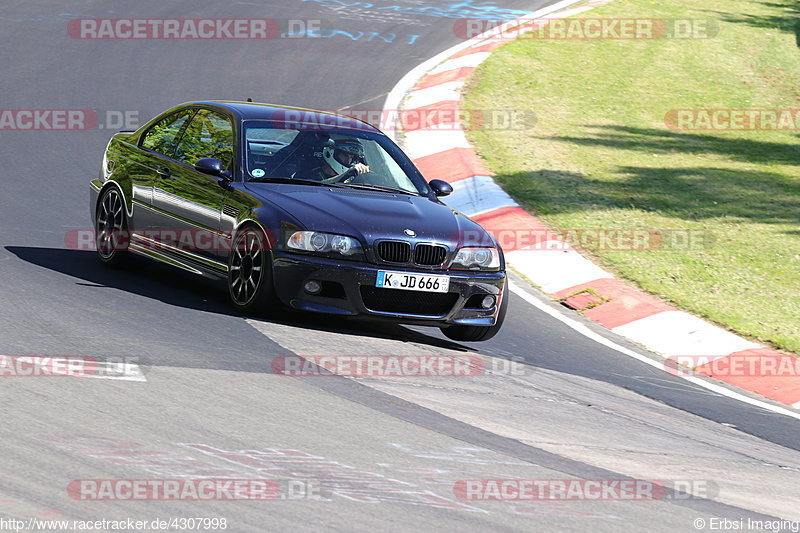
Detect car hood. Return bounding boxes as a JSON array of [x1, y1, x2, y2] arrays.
[[245, 182, 491, 247]]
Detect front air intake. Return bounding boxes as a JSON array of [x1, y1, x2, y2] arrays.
[[376, 241, 411, 263], [414, 244, 447, 266]]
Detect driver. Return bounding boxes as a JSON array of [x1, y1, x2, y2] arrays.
[[301, 138, 370, 182]]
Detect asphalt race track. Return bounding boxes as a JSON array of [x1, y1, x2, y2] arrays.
[[1, 0, 799, 531]]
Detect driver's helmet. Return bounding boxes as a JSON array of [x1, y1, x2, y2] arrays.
[[322, 138, 365, 175]]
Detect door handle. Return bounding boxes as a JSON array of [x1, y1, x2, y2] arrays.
[[156, 166, 171, 178]]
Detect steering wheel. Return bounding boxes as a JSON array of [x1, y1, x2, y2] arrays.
[[327, 167, 359, 184]]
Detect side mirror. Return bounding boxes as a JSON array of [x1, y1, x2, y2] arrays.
[[428, 179, 453, 197], [195, 158, 225, 176]]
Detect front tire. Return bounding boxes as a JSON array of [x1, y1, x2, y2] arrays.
[[95, 187, 130, 267], [440, 281, 509, 342], [228, 225, 276, 315]]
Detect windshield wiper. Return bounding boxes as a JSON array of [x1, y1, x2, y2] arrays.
[[247, 177, 342, 187], [247, 177, 419, 195], [337, 182, 419, 195]]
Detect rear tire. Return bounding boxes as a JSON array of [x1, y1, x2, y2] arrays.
[[95, 187, 130, 267], [228, 225, 277, 315], [440, 281, 509, 342]]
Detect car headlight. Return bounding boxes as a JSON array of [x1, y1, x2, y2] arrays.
[[287, 231, 363, 258], [450, 247, 500, 270]]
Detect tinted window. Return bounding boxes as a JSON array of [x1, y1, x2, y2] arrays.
[[243, 124, 424, 194], [175, 110, 234, 169], [140, 109, 193, 156]]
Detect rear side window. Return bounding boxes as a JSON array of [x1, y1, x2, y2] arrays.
[[174, 109, 234, 169], [140, 109, 194, 156]]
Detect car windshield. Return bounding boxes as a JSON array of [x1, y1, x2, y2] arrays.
[[243, 121, 425, 195]]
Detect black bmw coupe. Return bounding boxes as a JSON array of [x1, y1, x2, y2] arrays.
[[90, 101, 507, 341]]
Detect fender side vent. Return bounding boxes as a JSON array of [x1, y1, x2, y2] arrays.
[[222, 204, 240, 218]]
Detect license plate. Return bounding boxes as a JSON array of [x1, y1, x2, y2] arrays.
[[376, 271, 450, 293]]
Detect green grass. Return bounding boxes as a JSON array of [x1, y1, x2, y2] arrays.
[[463, 0, 800, 353]]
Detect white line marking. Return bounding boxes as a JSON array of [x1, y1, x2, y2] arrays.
[[506, 248, 612, 293], [402, 81, 464, 111], [443, 175, 520, 216], [426, 52, 491, 75], [403, 128, 472, 159], [508, 281, 800, 419], [612, 311, 762, 358], [86, 362, 147, 382]]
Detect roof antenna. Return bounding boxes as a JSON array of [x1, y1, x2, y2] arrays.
[[246, 98, 253, 102]]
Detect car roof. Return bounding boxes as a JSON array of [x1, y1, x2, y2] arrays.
[[184, 100, 382, 134]]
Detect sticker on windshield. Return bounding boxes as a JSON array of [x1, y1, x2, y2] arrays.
[[252, 169, 265, 178]]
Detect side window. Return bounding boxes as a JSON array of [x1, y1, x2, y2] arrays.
[[140, 110, 193, 156], [174, 110, 234, 169]]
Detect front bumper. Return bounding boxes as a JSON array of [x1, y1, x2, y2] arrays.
[[272, 251, 506, 326]]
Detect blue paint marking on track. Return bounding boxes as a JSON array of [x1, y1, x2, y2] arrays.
[[295, 0, 533, 21]]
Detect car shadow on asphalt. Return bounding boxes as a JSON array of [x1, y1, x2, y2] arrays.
[[5, 246, 468, 352]]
